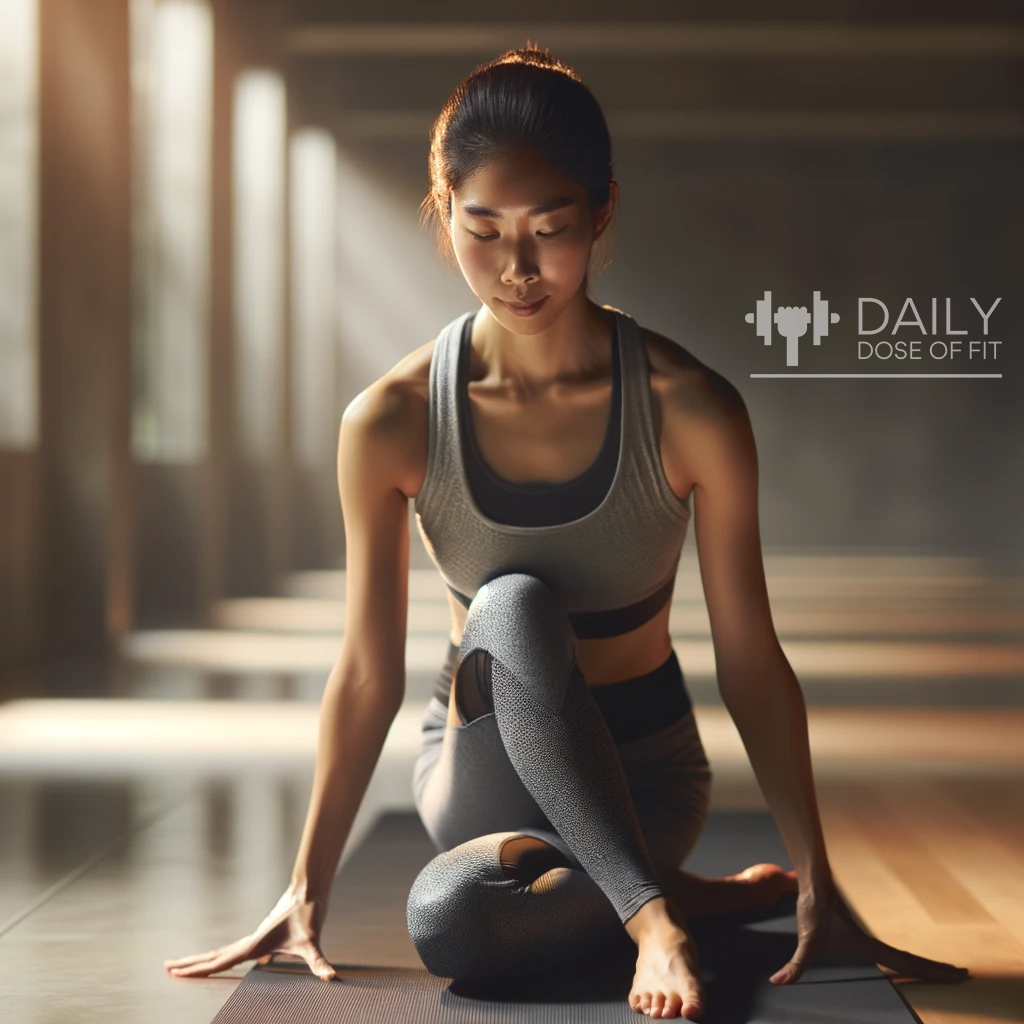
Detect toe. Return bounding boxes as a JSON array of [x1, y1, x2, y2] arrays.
[[681, 987, 705, 1021], [630, 989, 652, 1014]]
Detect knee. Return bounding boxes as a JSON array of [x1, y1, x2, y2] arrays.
[[406, 842, 508, 980], [459, 572, 576, 678], [406, 860, 463, 977]]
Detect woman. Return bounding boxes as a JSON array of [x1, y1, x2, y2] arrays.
[[166, 45, 969, 1020]]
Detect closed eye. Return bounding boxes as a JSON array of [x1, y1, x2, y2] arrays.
[[467, 227, 568, 241]]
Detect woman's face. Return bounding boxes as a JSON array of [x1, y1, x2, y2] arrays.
[[449, 145, 614, 333]]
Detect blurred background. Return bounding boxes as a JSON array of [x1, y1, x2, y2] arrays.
[[0, 2, 1021, 1022]]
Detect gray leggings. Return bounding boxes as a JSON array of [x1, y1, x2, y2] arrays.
[[406, 572, 713, 980]]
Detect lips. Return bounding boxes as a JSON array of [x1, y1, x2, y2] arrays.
[[501, 296, 549, 316]]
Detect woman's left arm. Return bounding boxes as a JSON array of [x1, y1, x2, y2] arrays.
[[673, 373, 830, 889], [666, 368, 969, 986]]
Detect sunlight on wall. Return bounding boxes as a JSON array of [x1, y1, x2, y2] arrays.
[[0, 0, 38, 449], [334, 145, 469, 411], [290, 128, 337, 471], [130, 0, 212, 462], [233, 69, 286, 464]]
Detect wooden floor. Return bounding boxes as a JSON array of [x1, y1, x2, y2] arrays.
[[815, 774, 1024, 1024], [1, 553, 1022, 1022]]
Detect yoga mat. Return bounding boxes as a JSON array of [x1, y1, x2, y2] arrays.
[[211, 810, 921, 1023]]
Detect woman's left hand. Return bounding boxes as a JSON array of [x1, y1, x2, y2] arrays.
[[769, 880, 971, 985]]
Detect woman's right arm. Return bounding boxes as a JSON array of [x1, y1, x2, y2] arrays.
[[288, 381, 412, 903], [165, 379, 414, 980]]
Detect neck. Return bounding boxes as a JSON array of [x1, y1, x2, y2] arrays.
[[470, 295, 615, 395]]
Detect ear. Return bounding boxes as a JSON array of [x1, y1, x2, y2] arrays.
[[593, 180, 618, 241]]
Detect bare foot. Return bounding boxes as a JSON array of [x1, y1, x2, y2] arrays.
[[666, 863, 798, 921], [625, 898, 705, 1019]]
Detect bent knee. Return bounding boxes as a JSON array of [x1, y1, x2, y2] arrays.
[[405, 839, 511, 979], [460, 572, 576, 675]]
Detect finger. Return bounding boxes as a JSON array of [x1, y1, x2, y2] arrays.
[[769, 957, 804, 985], [167, 950, 246, 978], [164, 949, 224, 969], [167, 937, 255, 978], [256, 954, 273, 966], [298, 943, 338, 981], [770, 921, 826, 985]]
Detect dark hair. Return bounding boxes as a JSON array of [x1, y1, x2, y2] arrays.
[[421, 43, 615, 275]]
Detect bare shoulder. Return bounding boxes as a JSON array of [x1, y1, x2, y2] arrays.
[[339, 338, 437, 500], [638, 324, 754, 491], [639, 323, 742, 416]]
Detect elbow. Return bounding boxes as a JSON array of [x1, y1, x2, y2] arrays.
[[716, 643, 798, 708], [327, 652, 406, 713]]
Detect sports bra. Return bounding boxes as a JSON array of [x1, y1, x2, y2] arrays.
[[414, 304, 692, 641], [458, 310, 622, 527]]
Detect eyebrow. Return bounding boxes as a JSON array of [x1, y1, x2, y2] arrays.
[[461, 196, 576, 218]]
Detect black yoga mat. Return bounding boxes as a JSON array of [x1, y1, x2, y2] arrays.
[[211, 809, 920, 1023]]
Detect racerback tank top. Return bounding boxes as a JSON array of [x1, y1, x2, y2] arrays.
[[414, 304, 692, 640]]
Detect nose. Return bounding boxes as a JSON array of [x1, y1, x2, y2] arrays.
[[500, 237, 540, 288]]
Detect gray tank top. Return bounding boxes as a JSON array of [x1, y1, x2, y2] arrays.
[[414, 304, 692, 639]]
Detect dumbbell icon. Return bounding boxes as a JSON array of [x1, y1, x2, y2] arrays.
[[745, 290, 840, 367]]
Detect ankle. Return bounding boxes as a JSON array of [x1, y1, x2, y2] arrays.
[[624, 895, 687, 945]]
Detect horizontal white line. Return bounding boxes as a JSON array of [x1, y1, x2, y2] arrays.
[[750, 373, 1004, 378], [287, 23, 1024, 57]]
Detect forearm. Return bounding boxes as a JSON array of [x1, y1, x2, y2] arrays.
[[718, 653, 832, 889], [289, 661, 403, 902]]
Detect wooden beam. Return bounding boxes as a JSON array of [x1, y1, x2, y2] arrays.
[[318, 108, 1024, 141], [287, 22, 1024, 58]]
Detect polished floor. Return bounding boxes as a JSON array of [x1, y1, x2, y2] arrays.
[[2, 553, 1022, 1022]]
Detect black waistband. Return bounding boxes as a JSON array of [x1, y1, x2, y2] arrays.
[[445, 571, 676, 640], [431, 640, 692, 745]]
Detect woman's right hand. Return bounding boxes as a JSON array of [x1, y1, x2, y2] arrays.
[[164, 887, 338, 981]]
